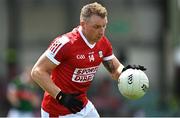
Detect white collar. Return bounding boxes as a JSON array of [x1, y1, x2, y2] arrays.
[[78, 26, 96, 49]]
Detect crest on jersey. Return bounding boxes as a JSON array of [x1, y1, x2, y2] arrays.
[[88, 52, 94, 62], [98, 51, 103, 58]]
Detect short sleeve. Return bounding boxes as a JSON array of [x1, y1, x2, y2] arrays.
[[102, 37, 114, 61], [45, 36, 69, 65]]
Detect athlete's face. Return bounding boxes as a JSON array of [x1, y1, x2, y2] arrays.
[[81, 15, 108, 44]]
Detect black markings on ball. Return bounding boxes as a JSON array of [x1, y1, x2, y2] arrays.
[[141, 84, 148, 92], [128, 74, 133, 84]]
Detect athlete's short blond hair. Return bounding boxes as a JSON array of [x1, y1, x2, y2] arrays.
[[80, 2, 107, 21]]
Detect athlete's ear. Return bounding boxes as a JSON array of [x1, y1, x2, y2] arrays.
[[80, 21, 85, 28]]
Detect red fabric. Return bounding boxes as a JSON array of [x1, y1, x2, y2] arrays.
[[42, 26, 113, 115]]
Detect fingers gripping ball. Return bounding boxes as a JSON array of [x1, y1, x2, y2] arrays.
[[118, 69, 149, 100]]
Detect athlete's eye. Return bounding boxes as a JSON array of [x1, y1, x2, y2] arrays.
[[93, 25, 100, 29], [93, 25, 106, 29]]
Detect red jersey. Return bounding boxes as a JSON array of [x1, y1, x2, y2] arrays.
[[42, 26, 114, 115]]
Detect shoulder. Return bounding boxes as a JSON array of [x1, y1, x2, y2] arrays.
[[100, 36, 111, 44], [50, 30, 80, 48], [56, 27, 81, 45], [48, 35, 70, 54], [97, 36, 112, 47], [53, 35, 70, 45], [65, 27, 81, 44], [47, 28, 81, 56], [52, 27, 80, 45]]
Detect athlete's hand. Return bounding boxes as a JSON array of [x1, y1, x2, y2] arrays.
[[56, 91, 83, 114], [122, 65, 146, 72]]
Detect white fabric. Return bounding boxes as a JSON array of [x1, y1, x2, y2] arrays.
[[45, 51, 60, 65], [45, 36, 70, 65], [7, 108, 34, 118], [103, 54, 115, 61], [78, 26, 96, 49], [41, 100, 100, 118]]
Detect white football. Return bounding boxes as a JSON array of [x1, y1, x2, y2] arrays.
[[118, 69, 149, 100]]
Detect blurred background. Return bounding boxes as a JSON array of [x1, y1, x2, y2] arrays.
[[0, 0, 179, 117]]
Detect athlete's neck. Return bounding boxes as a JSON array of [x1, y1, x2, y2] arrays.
[[81, 30, 96, 45]]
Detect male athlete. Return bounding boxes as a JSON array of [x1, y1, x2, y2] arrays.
[[31, 2, 145, 117]]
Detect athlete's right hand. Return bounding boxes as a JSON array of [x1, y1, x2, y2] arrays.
[[56, 91, 83, 114]]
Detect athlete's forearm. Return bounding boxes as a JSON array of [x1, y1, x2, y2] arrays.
[[103, 56, 124, 80], [112, 64, 124, 80], [31, 67, 60, 99]]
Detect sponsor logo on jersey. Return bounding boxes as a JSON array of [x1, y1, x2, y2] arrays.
[[72, 66, 99, 83]]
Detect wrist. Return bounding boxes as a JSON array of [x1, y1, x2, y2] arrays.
[[56, 91, 63, 101]]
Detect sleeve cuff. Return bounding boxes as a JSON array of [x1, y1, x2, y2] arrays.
[[45, 50, 60, 65], [103, 54, 115, 61]]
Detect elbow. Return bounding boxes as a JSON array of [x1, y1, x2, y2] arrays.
[[31, 67, 40, 82]]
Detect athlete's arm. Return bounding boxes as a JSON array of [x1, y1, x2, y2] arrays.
[[102, 56, 124, 80], [31, 53, 61, 99]]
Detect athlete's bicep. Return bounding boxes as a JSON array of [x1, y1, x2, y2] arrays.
[[33, 53, 57, 74], [31, 52, 61, 98]]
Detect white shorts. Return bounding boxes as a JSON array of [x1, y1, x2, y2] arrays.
[[41, 100, 100, 118]]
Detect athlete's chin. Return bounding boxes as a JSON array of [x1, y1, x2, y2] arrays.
[[94, 38, 100, 42], [96, 36, 102, 41]]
